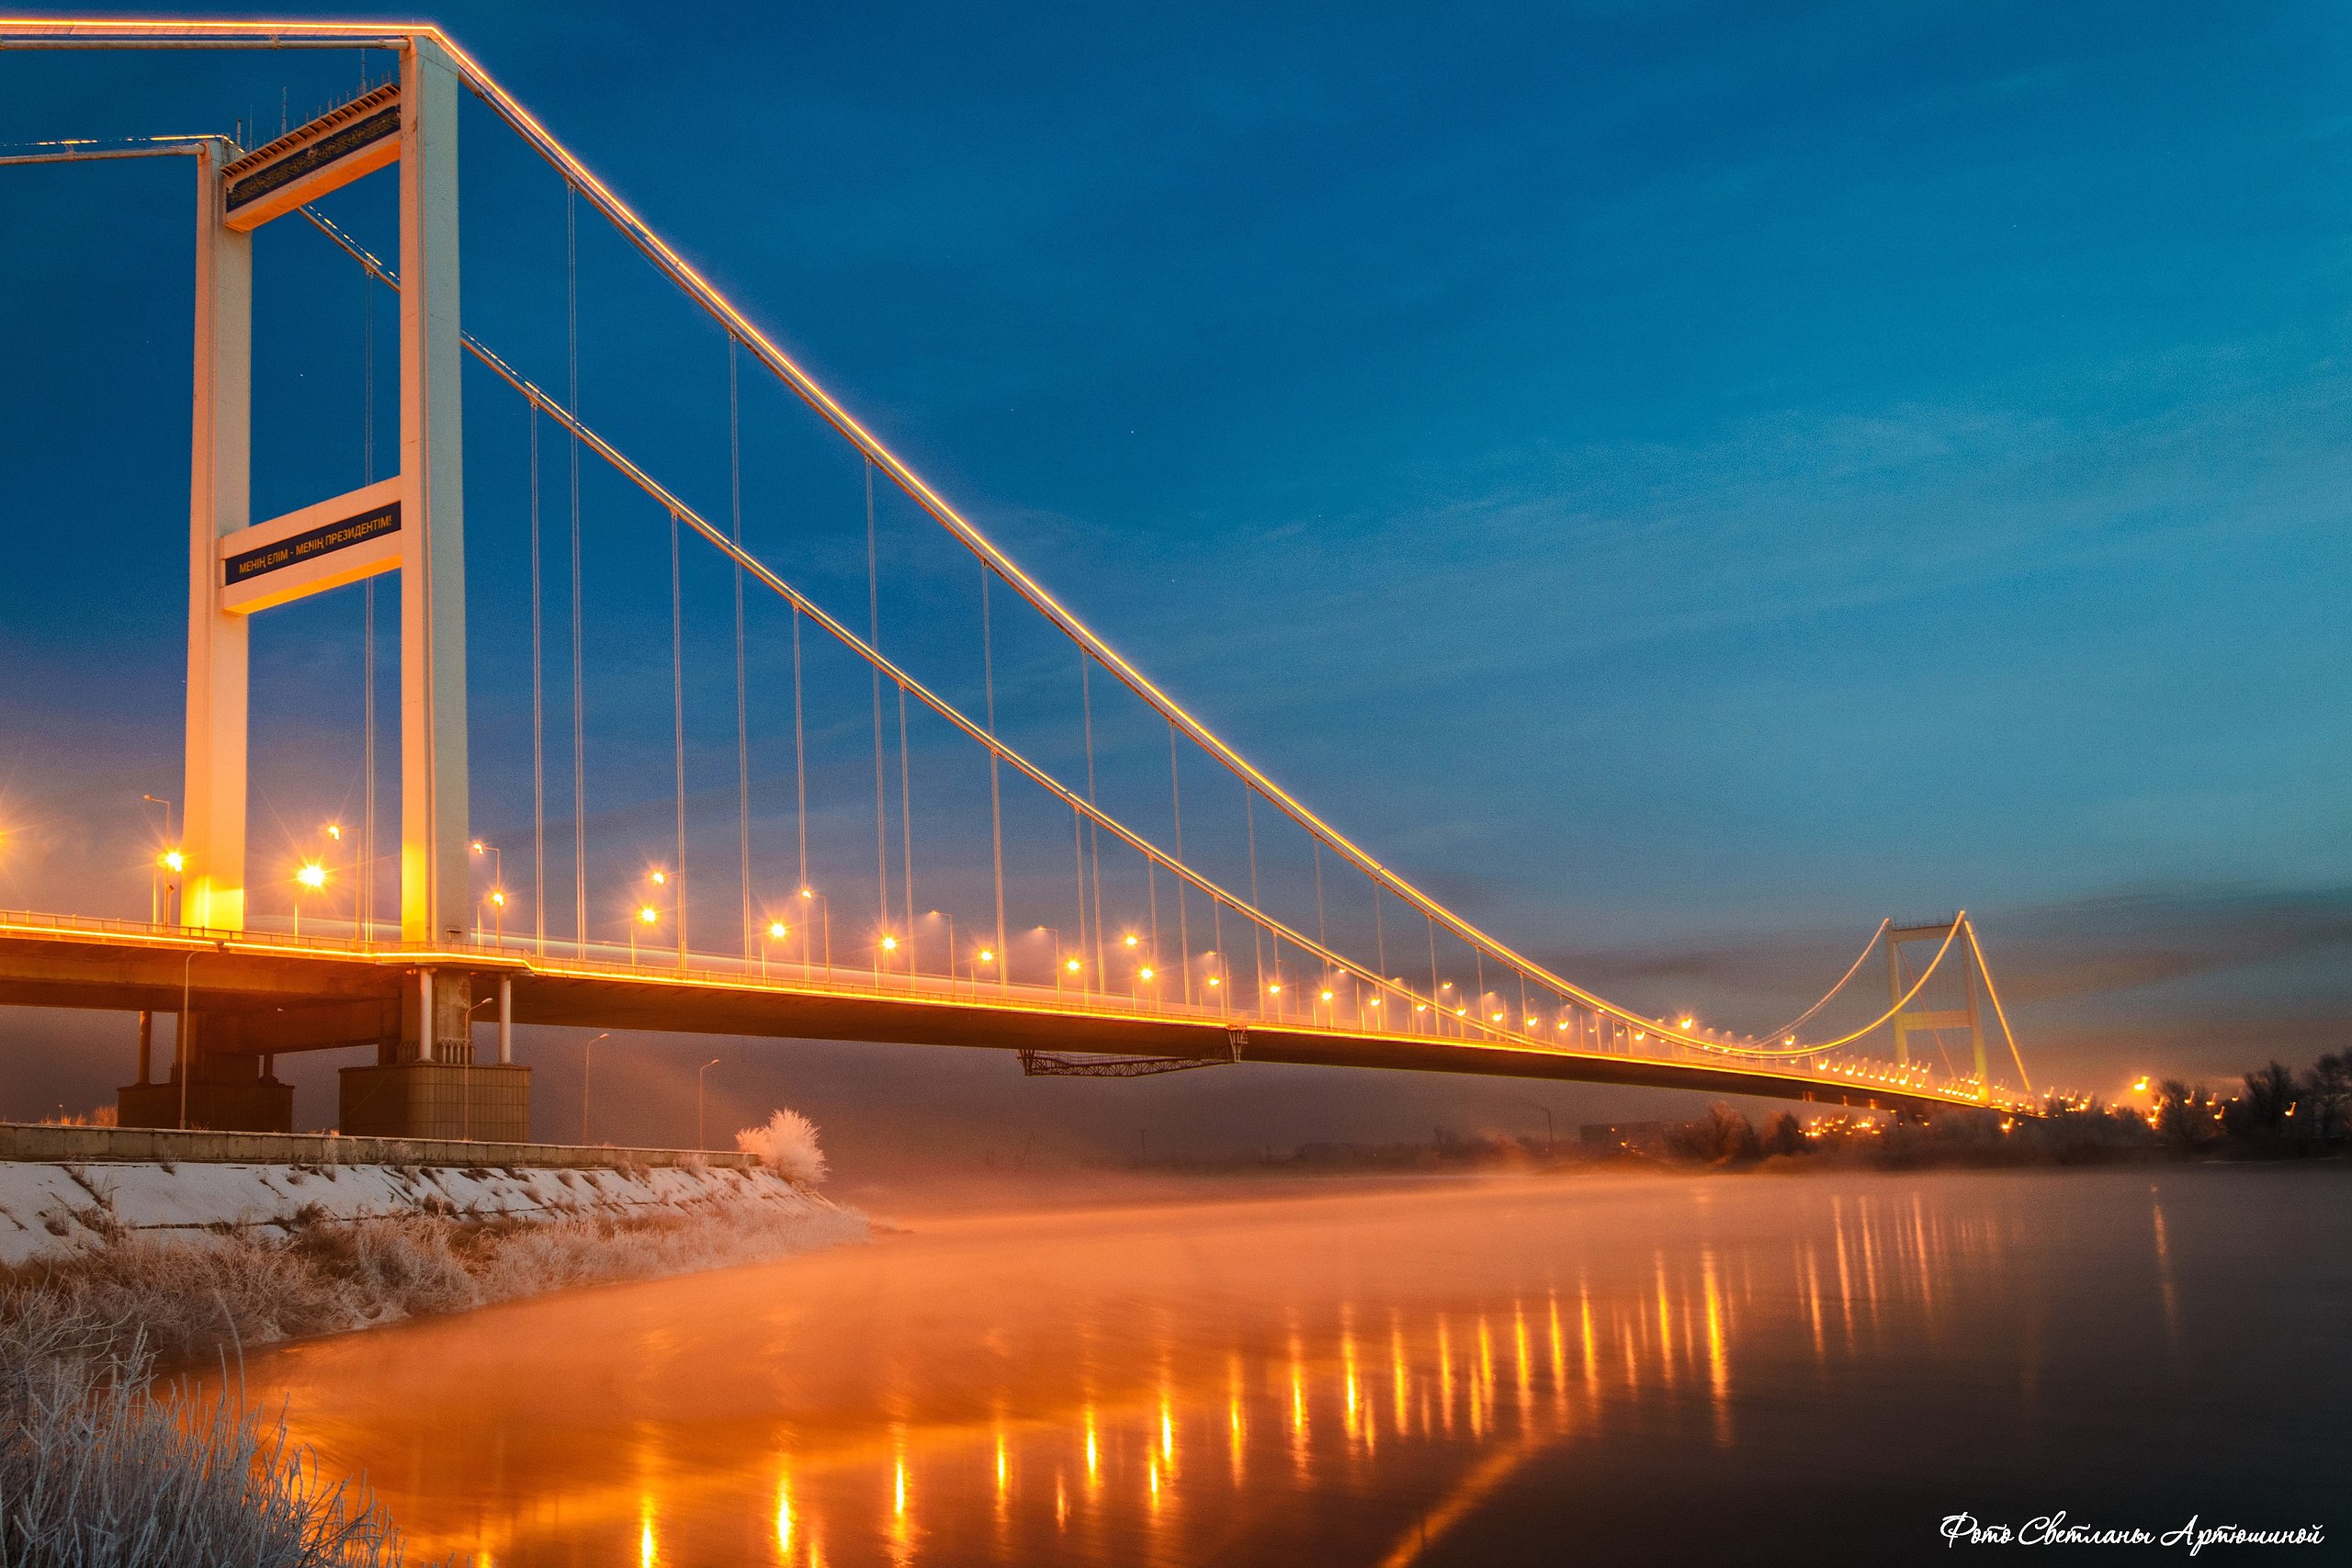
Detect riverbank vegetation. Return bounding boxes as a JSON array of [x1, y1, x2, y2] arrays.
[[1657, 1047, 2352, 1171], [0, 1113, 854, 1566]]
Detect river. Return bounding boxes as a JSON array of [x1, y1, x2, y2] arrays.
[[235, 1167, 2346, 1564]]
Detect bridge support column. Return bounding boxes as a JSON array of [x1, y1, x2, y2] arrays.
[[182, 136, 251, 933], [118, 1012, 292, 1133], [398, 37, 470, 944]]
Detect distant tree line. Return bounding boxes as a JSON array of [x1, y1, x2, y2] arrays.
[[1657, 1049, 2352, 1169]]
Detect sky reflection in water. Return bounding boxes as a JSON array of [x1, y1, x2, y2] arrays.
[[233, 1169, 2347, 1565]]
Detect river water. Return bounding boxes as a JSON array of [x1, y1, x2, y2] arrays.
[[238, 1168, 2346, 1565]]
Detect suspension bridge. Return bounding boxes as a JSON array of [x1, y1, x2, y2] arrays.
[[0, 19, 2041, 1140]]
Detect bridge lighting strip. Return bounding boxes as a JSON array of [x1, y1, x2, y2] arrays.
[[0, 908, 2022, 1108], [0, 19, 2024, 1082], [0, 909, 2011, 1111]]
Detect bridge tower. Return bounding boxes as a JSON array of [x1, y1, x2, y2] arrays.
[[119, 35, 521, 1136], [1886, 919, 1988, 1100]]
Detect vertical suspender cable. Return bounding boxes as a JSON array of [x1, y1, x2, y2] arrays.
[[671, 508, 687, 964], [567, 186, 588, 957], [359, 260, 376, 943], [1070, 804, 1087, 982], [791, 609, 808, 889], [1427, 915, 1440, 1035], [1081, 656, 1103, 980], [981, 566, 1007, 987], [866, 461, 888, 938], [1313, 840, 1327, 954], [1245, 786, 1264, 1007], [529, 401, 545, 955], [896, 681, 913, 961], [730, 338, 751, 959], [1168, 720, 1189, 1006], [1372, 882, 1386, 1002]]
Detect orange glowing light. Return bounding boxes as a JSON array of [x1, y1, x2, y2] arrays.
[[1066, 957, 1081, 973], [880, 935, 898, 952], [295, 862, 326, 890], [1207, 976, 1221, 987], [1320, 990, 1334, 1002], [979, 948, 995, 963], [767, 920, 786, 940], [1123, 934, 1138, 948], [1138, 966, 1155, 981], [160, 850, 184, 873], [650, 870, 666, 886], [638, 906, 658, 925]]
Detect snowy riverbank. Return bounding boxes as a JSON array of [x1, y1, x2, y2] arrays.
[[0, 1154, 843, 1268]]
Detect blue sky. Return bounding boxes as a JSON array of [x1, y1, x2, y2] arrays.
[[0, 2, 2346, 1148]]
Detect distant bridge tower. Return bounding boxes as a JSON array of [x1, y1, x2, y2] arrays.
[[1887, 919, 1987, 1098]]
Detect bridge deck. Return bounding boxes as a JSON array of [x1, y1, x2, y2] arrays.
[[0, 911, 1991, 1116]]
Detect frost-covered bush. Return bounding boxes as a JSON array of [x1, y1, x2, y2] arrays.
[[4, 1188, 864, 1372], [0, 1166, 864, 1565], [735, 1109, 829, 1186], [0, 1298, 406, 1566]]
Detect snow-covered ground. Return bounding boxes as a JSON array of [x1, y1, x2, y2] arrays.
[[0, 1158, 827, 1268]]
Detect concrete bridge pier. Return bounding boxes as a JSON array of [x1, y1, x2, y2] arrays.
[[117, 1010, 294, 1133], [338, 968, 530, 1142]]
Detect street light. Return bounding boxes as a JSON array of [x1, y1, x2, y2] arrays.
[[696, 1056, 721, 1150], [142, 795, 177, 925], [292, 860, 327, 937], [762, 919, 788, 979], [799, 887, 831, 975], [470, 840, 503, 942], [630, 902, 658, 964]]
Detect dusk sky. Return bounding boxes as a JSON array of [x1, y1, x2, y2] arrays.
[[1, 3, 2346, 1163]]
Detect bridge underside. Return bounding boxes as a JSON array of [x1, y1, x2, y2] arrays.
[[0, 920, 1951, 1134]]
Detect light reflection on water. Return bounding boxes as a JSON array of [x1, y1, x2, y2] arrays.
[[230, 1169, 2347, 1565]]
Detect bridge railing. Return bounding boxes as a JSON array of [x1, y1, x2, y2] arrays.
[[1, 908, 2029, 1111]]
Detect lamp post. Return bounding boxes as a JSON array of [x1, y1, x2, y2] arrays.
[[629, 902, 658, 965], [292, 859, 327, 938], [695, 1056, 720, 1150], [580, 1032, 609, 1144], [470, 840, 502, 943], [761, 918, 787, 980], [799, 887, 831, 976], [1032, 927, 1071, 1001], [141, 795, 177, 926]]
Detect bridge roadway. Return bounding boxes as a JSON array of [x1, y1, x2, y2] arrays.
[[0, 910, 1981, 1118]]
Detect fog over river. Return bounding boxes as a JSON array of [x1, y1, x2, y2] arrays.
[[232, 1168, 2346, 1565]]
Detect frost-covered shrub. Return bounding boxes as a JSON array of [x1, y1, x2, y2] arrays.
[[0, 1298, 407, 1566], [735, 1109, 828, 1187]]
